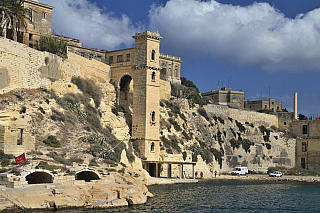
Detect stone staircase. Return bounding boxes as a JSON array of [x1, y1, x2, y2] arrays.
[[0, 195, 17, 211], [90, 187, 109, 204]]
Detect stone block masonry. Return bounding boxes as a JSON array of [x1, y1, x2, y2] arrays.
[[0, 37, 111, 94]]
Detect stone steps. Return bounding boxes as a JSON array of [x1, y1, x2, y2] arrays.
[[0, 196, 17, 210], [90, 188, 108, 203]]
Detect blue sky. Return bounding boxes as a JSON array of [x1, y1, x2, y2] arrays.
[[39, 0, 320, 118]]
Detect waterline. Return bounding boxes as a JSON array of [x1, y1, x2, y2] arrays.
[[32, 179, 320, 212]]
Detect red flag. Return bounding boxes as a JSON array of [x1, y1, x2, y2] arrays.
[[15, 153, 26, 164], [317, 116, 320, 120]]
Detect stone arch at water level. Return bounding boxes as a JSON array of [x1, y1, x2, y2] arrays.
[[25, 171, 54, 184], [76, 171, 100, 182]]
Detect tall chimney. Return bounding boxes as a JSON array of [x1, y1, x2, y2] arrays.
[[294, 92, 298, 120]]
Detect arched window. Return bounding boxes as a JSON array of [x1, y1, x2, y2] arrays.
[[151, 50, 155, 61], [151, 72, 156, 81], [151, 111, 155, 124], [151, 142, 155, 152]]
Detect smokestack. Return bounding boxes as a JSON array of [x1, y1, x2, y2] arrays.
[[294, 92, 298, 120]]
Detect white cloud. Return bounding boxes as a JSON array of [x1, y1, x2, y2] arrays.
[[39, 0, 142, 50], [149, 0, 320, 72]]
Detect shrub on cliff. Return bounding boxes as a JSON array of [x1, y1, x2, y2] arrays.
[[0, 150, 14, 167], [197, 108, 209, 121], [35, 35, 67, 59], [71, 77, 102, 108], [43, 135, 61, 148]]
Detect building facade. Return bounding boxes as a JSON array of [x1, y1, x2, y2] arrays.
[[1, 0, 54, 48], [244, 98, 282, 112], [293, 120, 320, 170], [202, 87, 245, 109]]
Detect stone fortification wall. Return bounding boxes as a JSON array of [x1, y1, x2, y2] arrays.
[[207, 104, 278, 127], [207, 104, 229, 117], [0, 37, 110, 94], [228, 108, 278, 127], [160, 79, 171, 100]]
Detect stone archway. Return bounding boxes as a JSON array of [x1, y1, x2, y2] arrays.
[[25, 171, 54, 184], [76, 171, 100, 182], [119, 75, 133, 109], [119, 75, 133, 130]]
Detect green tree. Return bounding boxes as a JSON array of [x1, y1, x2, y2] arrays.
[[35, 35, 67, 59], [0, 0, 29, 38], [298, 113, 308, 120]]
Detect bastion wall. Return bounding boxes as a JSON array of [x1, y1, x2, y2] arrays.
[[207, 104, 278, 128], [0, 37, 110, 94]]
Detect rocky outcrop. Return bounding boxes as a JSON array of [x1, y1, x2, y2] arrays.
[[0, 171, 153, 211]]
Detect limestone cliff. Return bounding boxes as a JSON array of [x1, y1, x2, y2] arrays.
[[158, 99, 295, 177]]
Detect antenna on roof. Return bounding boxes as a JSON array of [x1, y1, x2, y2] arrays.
[[217, 80, 220, 90], [269, 87, 270, 98], [228, 76, 232, 88]]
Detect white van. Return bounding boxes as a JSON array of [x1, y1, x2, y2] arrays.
[[231, 167, 248, 175]]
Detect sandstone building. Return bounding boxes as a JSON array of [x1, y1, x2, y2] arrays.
[[0, 0, 54, 48], [202, 87, 245, 109], [244, 97, 282, 113], [293, 120, 320, 170]]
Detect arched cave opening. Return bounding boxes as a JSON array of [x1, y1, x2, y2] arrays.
[[76, 171, 100, 182], [25, 172, 53, 184]]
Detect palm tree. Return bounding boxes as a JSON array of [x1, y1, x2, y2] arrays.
[[0, 0, 29, 40]]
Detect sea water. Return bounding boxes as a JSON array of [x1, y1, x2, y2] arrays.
[[31, 179, 320, 212]]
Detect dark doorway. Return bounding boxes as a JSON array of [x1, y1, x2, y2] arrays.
[[148, 163, 156, 177], [26, 172, 53, 184], [76, 171, 100, 182]]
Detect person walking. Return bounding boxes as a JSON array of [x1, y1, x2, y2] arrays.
[[215, 170, 217, 178], [200, 172, 203, 179]]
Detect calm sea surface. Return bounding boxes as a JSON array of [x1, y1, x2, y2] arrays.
[[31, 179, 320, 213]]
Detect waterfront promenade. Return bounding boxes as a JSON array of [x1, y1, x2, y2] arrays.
[[206, 174, 320, 182]]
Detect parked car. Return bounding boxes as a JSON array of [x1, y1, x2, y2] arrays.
[[269, 171, 282, 177]]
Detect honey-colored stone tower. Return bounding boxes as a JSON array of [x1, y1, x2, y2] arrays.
[[108, 31, 162, 161], [131, 32, 161, 161]]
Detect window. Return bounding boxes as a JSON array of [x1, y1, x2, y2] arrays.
[[301, 158, 306, 169], [249, 106, 252, 108], [277, 106, 279, 111], [264, 105, 267, 109], [302, 142, 307, 152], [42, 12, 47, 20], [126, 53, 130, 61], [151, 50, 155, 61], [284, 122, 287, 125], [302, 125, 308, 134], [17, 129, 23, 145], [117, 55, 123, 62], [160, 68, 166, 76], [89, 54, 93, 60], [151, 111, 155, 124], [109, 56, 113, 64], [151, 72, 156, 81], [29, 9, 33, 24], [151, 142, 155, 152], [81, 52, 85, 57]]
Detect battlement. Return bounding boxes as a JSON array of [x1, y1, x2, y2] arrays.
[[133, 31, 163, 40], [160, 53, 182, 62]]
